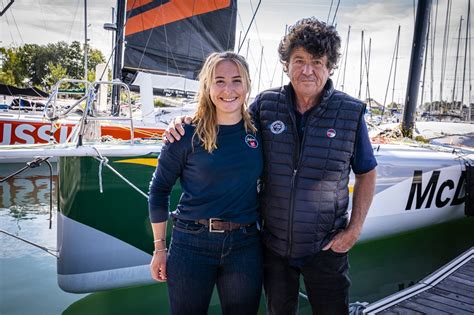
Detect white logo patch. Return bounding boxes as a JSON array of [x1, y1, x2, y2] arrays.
[[245, 134, 259, 148], [270, 120, 285, 134]]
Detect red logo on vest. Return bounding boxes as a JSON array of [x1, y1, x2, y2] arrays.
[[326, 129, 336, 138]]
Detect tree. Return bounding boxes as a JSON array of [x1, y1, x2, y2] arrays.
[[0, 41, 106, 90], [0, 46, 29, 86], [45, 62, 68, 88], [0, 48, 19, 85]]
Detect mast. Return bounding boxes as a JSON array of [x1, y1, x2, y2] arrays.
[[245, 39, 250, 60], [237, 31, 242, 51], [111, 0, 125, 116], [365, 37, 372, 105], [327, 0, 334, 24], [110, 7, 115, 72], [391, 26, 400, 105], [84, 0, 88, 81], [462, 0, 471, 119], [469, 0, 472, 122], [358, 30, 364, 100], [401, 0, 432, 137], [257, 46, 264, 93], [280, 25, 288, 87], [451, 16, 463, 111], [341, 25, 351, 92], [365, 37, 373, 119], [440, 0, 452, 105], [420, 14, 431, 111], [331, 0, 341, 26], [381, 26, 400, 118], [430, 0, 439, 113], [237, 0, 262, 53]]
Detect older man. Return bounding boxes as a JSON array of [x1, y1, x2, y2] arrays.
[[251, 18, 376, 314], [165, 17, 376, 315]]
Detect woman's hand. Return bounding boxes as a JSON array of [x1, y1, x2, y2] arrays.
[[150, 251, 168, 282]]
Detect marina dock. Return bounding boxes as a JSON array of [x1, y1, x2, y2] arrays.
[[363, 247, 474, 314]]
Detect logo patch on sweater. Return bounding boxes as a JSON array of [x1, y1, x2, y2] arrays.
[[326, 128, 337, 138], [245, 134, 259, 148], [270, 120, 285, 134]]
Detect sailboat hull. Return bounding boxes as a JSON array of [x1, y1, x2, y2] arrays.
[[0, 113, 165, 145], [53, 142, 471, 293]]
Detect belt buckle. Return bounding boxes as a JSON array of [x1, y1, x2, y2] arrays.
[[209, 218, 225, 233]]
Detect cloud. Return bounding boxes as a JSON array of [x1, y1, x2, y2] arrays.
[[1, 0, 471, 104]]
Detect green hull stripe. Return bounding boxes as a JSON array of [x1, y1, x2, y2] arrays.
[[59, 156, 179, 254]]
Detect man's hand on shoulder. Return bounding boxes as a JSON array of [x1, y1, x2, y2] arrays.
[[163, 115, 193, 143]]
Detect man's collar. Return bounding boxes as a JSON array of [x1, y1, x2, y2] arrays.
[[321, 78, 334, 102]]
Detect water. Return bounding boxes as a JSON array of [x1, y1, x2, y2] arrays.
[[1, 169, 473, 314], [0, 173, 275, 314], [0, 175, 87, 315]]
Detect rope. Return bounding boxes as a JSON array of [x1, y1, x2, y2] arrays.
[[0, 157, 51, 183], [111, 124, 163, 138], [98, 156, 107, 193], [237, 0, 262, 53], [0, 229, 58, 258], [349, 302, 368, 315], [91, 147, 149, 199]]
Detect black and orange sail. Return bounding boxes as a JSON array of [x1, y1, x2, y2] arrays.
[[124, 0, 238, 80]]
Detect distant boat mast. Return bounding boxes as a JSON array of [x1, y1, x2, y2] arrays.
[[84, 0, 88, 81], [358, 30, 364, 99], [430, 0, 439, 113], [112, 0, 126, 116], [381, 25, 400, 118], [451, 16, 463, 111], [461, 0, 471, 120], [461, 0, 472, 121], [341, 25, 351, 92], [420, 14, 431, 110], [439, 0, 452, 104]]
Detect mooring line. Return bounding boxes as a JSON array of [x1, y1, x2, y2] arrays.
[[0, 228, 58, 258], [92, 146, 149, 199]]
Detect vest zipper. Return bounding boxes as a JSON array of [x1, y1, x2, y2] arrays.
[[285, 86, 331, 257], [286, 111, 309, 257], [287, 167, 297, 257]]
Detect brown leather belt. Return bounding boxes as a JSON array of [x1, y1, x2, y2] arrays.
[[196, 218, 254, 233]]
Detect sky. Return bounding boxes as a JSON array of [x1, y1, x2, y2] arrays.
[[1, 0, 472, 106]]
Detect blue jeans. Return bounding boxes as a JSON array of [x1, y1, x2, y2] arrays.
[[263, 245, 350, 315], [166, 219, 263, 315]]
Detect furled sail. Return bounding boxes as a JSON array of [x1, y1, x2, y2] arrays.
[[124, 0, 238, 80]]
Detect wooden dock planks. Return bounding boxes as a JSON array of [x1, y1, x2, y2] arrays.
[[363, 247, 474, 314]]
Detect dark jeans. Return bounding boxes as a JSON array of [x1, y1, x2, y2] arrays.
[[263, 245, 350, 315], [166, 219, 263, 315]]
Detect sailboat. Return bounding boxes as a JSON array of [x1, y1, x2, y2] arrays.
[[0, 0, 472, 304], [0, 0, 226, 145]]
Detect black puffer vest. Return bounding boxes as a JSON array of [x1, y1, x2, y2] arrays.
[[256, 80, 365, 258]]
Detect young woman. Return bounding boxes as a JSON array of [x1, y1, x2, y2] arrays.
[[148, 52, 263, 315]]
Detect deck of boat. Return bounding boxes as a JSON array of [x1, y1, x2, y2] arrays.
[[362, 247, 474, 314]]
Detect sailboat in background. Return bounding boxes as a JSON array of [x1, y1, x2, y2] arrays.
[[0, 0, 238, 145]]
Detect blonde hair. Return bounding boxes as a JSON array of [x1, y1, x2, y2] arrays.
[[193, 51, 256, 153]]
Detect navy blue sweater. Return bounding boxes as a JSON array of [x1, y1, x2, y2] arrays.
[[148, 120, 263, 224]]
